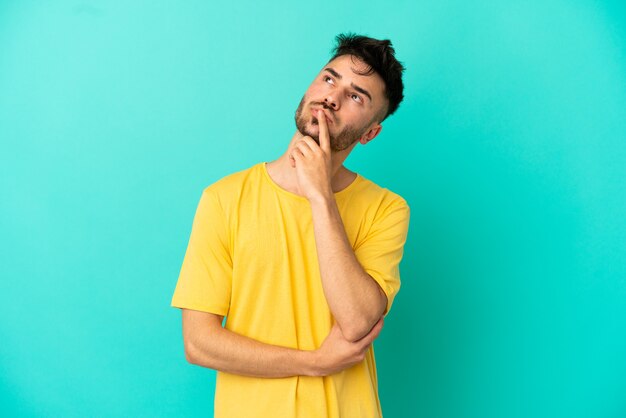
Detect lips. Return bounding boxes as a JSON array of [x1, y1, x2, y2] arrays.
[[312, 107, 333, 124]]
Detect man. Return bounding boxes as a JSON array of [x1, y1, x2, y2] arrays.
[[171, 33, 410, 417]]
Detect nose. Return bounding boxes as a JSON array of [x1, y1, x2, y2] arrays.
[[323, 97, 338, 111]]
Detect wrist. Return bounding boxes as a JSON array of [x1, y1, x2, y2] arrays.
[[303, 349, 324, 377], [308, 193, 334, 207]]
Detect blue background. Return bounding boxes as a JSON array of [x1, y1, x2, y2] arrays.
[[1, 0, 625, 417]]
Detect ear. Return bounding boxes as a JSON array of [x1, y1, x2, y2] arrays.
[[359, 124, 383, 145]]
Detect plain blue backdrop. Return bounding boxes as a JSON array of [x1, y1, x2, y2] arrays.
[[1, 0, 625, 417]]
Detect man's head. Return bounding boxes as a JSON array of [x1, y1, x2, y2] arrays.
[[294, 33, 406, 152]]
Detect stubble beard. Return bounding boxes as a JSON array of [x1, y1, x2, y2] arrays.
[[294, 96, 367, 152]]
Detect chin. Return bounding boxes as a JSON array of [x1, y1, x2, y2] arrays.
[[306, 120, 318, 132]]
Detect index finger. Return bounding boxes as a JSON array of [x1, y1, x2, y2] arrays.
[[316, 109, 331, 153]]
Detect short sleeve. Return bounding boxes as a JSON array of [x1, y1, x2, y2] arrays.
[[354, 197, 410, 316], [170, 188, 232, 316]]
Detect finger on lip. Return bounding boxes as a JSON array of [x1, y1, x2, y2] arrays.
[[316, 109, 330, 124]]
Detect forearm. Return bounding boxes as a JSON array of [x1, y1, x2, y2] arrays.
[[309, 196, 386, 342], [187, 325, 318, 378]]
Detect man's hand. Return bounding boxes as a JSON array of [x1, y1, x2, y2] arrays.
[[290, 109, 333, 202], [311, 316, 384, 376]]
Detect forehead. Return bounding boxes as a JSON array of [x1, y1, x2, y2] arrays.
[[321, 54, 386, 102]]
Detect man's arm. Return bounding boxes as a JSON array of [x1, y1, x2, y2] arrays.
[[181, 308, 383, 378], [309, 197, 387, 342], [289, 110, 391, 343]]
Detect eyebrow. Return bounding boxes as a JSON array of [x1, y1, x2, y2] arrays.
[[324, 67, 372, 103]]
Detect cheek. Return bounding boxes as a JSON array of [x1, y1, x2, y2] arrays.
[[309, 83, 328, 96]]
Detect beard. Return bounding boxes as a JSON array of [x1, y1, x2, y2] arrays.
[[294, 95, 369, 152]]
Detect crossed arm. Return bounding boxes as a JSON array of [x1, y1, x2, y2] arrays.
[[182, 309, 383, 378], [309, 195, 388, 342], [181, 196, 387, 377]]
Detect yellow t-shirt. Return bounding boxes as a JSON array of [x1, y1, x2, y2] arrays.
[[171, 161, 410, 418]]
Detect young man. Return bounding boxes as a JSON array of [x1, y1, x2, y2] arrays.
[[171, 33, 410, 417]]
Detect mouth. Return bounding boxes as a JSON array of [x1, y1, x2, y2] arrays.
[[312, 107, 333, 124]]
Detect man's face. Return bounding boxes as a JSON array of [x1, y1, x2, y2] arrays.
[[294, 54, 388, 152]]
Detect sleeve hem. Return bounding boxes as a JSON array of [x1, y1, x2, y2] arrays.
[[170, 300, 228, 317], [364, 269, 395, 316]]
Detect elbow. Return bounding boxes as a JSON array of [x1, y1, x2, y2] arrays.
[[341, 324, 370, 343], [184, 335, 207, 366], [340, 292, 388, 342], [184, 332, 222, 369], [180, 309, 224, 367], [184, 340, 197, 364], [340, 316, 381, 343]]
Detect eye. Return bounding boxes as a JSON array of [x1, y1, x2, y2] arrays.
[[323, 75, 334, 84], [351, 93, 362, 103]]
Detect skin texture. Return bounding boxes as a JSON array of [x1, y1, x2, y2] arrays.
[[290, 105, 388, 342], [182, 53, 391, 377], [294, 54, 386, 153], [183, 310, 383, 378]]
